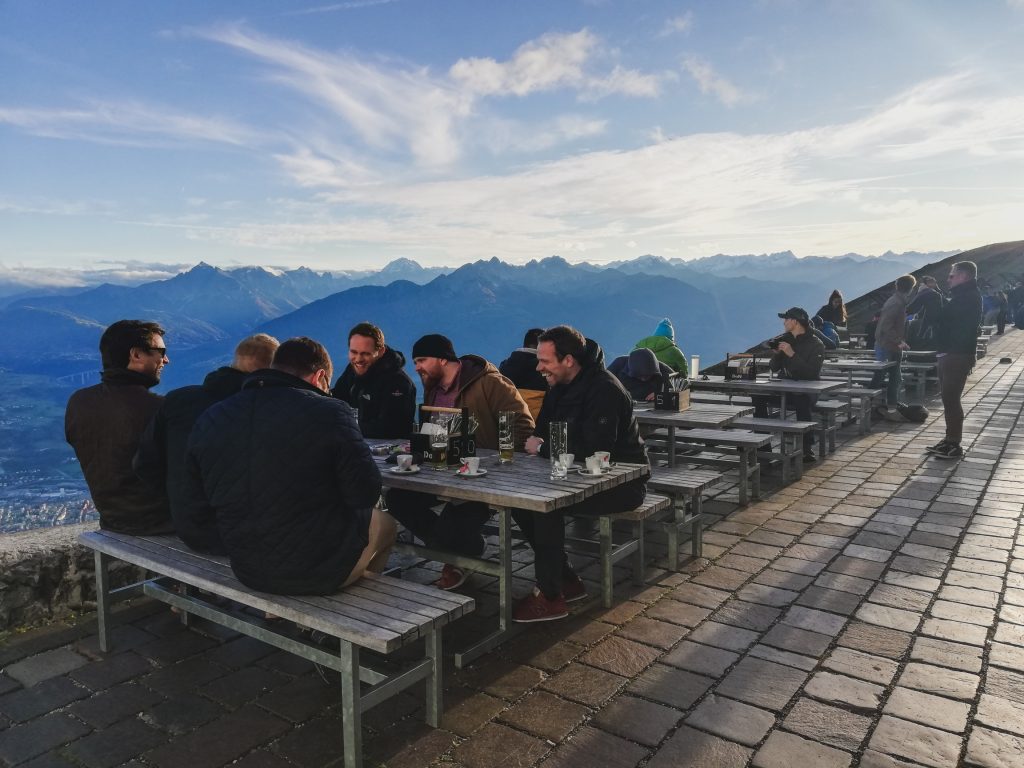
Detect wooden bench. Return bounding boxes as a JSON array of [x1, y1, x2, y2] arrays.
[[811, 400, 849, 456], [690, 391, 753, 406], [566, 493, 671, 607], [647, 467, 723, 569], [668, 429, 769, 505], [78, 530, 474, 768], [828, 385, 885, 435], [729, 417, 817, 483]]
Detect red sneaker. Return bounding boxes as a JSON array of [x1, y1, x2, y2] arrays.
[[434, 565, 468, 590], [513, 588, 569, 623], [562, 571, 588, 603]]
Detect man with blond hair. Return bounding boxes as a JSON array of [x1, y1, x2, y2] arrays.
[[134, 333, 280, 549]]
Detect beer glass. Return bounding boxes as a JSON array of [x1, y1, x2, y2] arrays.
[[498, 411, 516, 464], [429, 438, 448, 470], [549, 421, 568, 479]]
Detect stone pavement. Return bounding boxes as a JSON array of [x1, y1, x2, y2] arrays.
[[1, 329, 1022, 768]]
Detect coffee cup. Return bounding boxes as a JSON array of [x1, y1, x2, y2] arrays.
[[559, 453, 575, 469], [594, 451, 610, 470], [396, 454, 413, 471], [585, 456, 602, 474], [461, 457, 481, 474]]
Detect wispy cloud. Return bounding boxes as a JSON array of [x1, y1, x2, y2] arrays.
[[659, 12, 694, 37], [186, 72, 1024, 263], [681, 54, 746, 107], [0, 100, 262, 148], [450, 29, 661, 99], [282, 0, 398, 16]]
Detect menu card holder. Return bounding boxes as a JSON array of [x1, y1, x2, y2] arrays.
[[417, 405, 475, 466]]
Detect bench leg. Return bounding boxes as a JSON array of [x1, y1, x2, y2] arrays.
[[94, 550, 111, 653], [425, 629, 442, 728], [690, 494, 703, 559], [666, 498, 681, 572], [794, 434, 804, 481], [737, 449, 749, 506], [599, 516, 613, 609], [632, 520, 644, 587], [339, 640, 363, 768]]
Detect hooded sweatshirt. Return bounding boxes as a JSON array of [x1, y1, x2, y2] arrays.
[[633, 318, 688, 375], [332, 346, 416, 438]]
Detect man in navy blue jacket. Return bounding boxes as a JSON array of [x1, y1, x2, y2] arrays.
[[182, 337, 395, 594]]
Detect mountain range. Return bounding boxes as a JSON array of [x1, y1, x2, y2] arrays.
[[0, 249, 952, 386]]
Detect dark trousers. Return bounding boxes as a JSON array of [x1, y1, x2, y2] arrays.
[[938, 353, 974, 444], [512, 480, 646, 600], [751, 394, 815, 450], [870, 347, 904, 407], [385, 489, 490, 557], [997, 311, 1006, 335]]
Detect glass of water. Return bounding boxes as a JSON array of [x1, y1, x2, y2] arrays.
[[549, 421, 568, 479]]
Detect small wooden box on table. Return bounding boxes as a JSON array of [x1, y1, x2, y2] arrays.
[[78, 530, 474, 768]]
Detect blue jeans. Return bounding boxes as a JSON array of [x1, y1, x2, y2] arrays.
[[871, 347, 903, 407]]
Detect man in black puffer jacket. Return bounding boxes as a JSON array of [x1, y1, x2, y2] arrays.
[[332, 322, 416, 438], [181, 337, 395, 595], [927, 261, 983, 460], [514, 325, 648, 623], [134, 333, 279, 551]]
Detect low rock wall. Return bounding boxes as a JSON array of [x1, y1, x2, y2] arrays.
[[0, 523, 144, 631]]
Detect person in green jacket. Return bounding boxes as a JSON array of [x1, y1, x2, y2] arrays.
[[633, 318, 688, 376]]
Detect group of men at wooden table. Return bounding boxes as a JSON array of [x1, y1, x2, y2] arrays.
[[65, 307, 884, 636]]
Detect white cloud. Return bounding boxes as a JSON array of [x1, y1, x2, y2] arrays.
[[681, 54, 746, 107], [0, 100, 261, 148], [184, 72, 1024, 265], [450, 29, 661, 99], [660, 12, 694, 37]]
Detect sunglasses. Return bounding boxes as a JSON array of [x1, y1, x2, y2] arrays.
[[145, 346, 168, 356]]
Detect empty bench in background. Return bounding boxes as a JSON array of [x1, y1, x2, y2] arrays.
[[647, 466, 723, 569], [78, 530, 474, 768]]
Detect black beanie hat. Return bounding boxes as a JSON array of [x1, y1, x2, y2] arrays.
[[412, 334, 458, 361]]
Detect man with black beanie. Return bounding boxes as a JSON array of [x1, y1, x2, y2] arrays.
[[386, 333, 533, 591]]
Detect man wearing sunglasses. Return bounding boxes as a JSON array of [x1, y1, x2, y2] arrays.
[[65, 319, 174, 534]]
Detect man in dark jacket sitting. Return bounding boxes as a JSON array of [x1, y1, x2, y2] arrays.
[[331, 322, 416, 438], [133, 333, 279, 551], [753, 307, 825, 463], [608, 347, 676, 401], [65, 319, 174, 535], [181, 337, 396, 595], [499, 327, 548, 421], [515, 325, 648, 623]]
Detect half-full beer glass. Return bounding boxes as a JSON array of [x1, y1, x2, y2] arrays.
[[549, 421, 568, 479], [498, 411, 516, 463]]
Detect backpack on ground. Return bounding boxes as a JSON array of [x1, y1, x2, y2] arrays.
[[896, 402, 929, 423]]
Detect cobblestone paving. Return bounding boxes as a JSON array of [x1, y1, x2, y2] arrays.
[[1, 330, 1022, 767]]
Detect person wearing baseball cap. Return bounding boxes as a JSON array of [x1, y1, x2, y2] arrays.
[[753, 307, 825, 463]]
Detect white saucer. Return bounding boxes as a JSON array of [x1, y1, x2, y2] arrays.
[[389, 465, 421, 474], [578, 469, 606, 476], [456, 468, 488, 477]]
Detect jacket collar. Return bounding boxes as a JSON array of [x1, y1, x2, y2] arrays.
[[242, 368, 327, 395], [101, 368, 159, 389]]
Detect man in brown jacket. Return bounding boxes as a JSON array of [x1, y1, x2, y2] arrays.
[[65, 319, 174, 534], [386, 333, 534, 589], [871, 274, 916, 417]]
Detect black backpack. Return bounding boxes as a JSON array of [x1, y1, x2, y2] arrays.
[[896, 402, 929, 423]]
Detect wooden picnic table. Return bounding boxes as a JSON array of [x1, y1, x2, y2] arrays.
[[821, 358, 897, 387], [370, 443, 649, 667], [689, 376, 844, 420], [633, 402, 753, 466]]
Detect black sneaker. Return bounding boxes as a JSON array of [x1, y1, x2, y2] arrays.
[[931, 443, 964, 460], [925, 440, 950, 453]]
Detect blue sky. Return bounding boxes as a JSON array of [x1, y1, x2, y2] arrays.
[[2, 0, 1023, 282]]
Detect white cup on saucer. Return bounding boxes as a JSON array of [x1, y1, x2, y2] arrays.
[[559, 452, 575, 469], [585, 456, 602, 474], [396, 454, 413, 471], [594, 451, 610, 470], [462, 456, 481, 474]]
